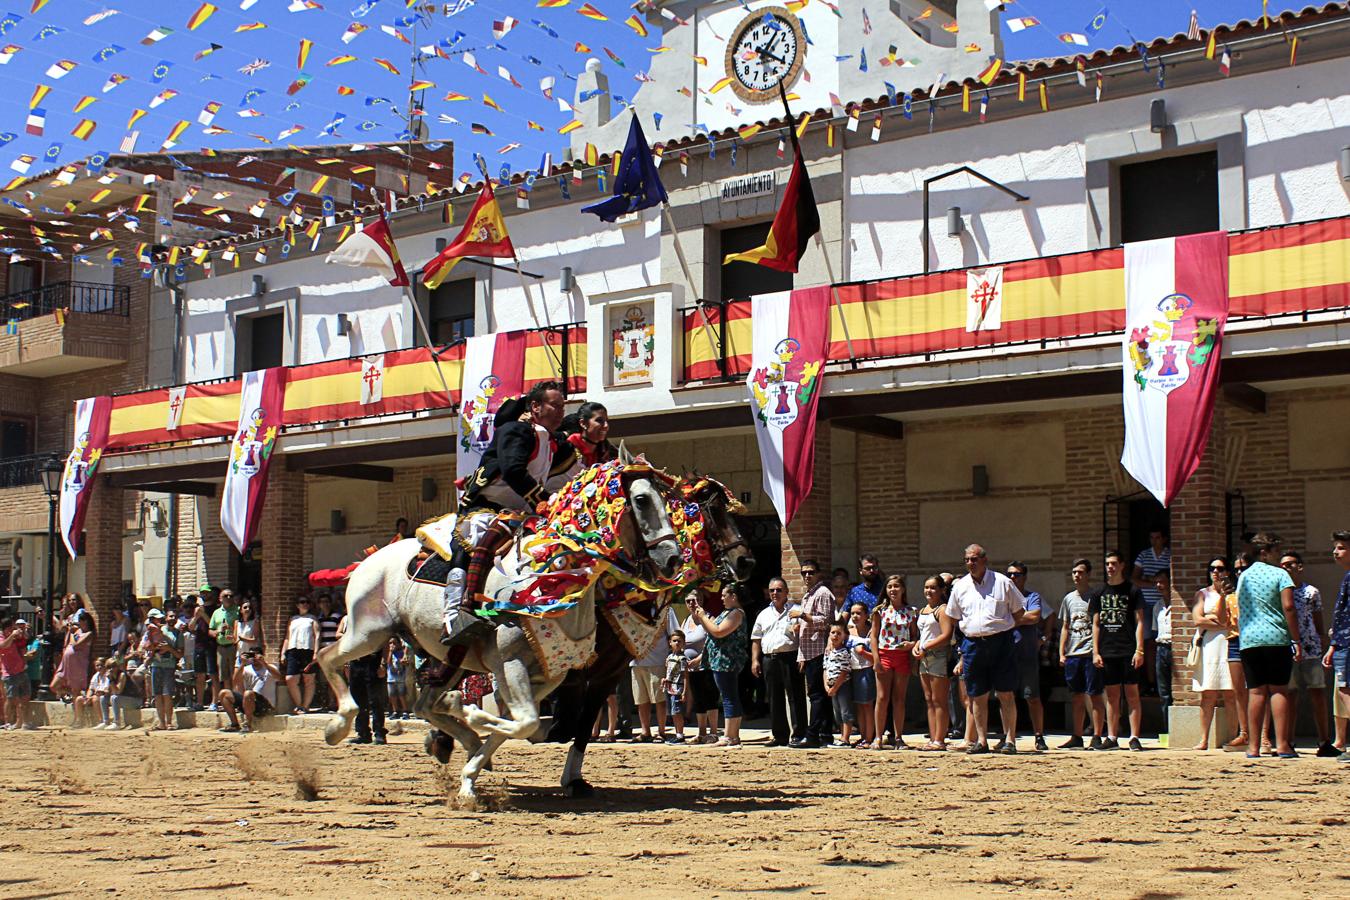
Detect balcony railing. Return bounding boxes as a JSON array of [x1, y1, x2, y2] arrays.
[[0, 452, 55, 489], [3, 281, 130, 324]]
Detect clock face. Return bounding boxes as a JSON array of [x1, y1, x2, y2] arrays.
[[724, 6, 805, 104]]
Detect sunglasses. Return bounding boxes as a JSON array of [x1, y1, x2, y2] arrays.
[[1007, 571, 1026, 578], [1210, 566, 1228, 572], [800, 570, 817, 577], [963, 557, 983, 563]]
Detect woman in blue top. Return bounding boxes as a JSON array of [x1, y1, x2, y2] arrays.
[[690, 584, 748, 748]]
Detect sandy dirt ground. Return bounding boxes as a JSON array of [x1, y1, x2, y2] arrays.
[[2, 725, 1348, 898]]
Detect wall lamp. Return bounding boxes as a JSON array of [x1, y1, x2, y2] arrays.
[[922, 166, 1029, 273], [1150, 98, 1167, 134], [251, 273, 266, 297]]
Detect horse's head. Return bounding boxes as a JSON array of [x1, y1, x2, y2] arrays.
[[679, 475, 755, 584], [618, 469, 682, 582]]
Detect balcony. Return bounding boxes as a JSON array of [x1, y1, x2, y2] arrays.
[[0, 281, 131, 376], [0, 452, 53, 489]]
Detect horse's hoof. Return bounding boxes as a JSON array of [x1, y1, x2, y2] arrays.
[[563, 779, 594, 798], [424, 730, 453, 765], [456, 792, 481, 812], [323, 718, 347, 746]]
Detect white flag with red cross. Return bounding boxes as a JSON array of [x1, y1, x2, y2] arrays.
[[966, 266, 1004, 332]]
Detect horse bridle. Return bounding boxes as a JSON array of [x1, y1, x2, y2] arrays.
[[693, 488, 750, 562]]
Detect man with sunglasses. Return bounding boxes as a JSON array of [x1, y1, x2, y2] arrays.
[[751, 577, 807, 748], [796, 561, 836, 748]]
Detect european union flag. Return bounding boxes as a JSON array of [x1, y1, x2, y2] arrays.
[[581, 114, 667, 223]]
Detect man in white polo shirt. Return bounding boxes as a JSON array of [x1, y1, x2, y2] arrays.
[[751, 577, 807, 748], [930, 543, 1028, 755]]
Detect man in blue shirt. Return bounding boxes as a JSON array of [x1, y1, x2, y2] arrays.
[[1006, 562, 1047, 752], [846, 554, 886, 615], [1236, 533, 1301, 759], [1325, 530, 1350, 763]]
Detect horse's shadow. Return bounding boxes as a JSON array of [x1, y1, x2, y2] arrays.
[[504, 784, 833, 814]]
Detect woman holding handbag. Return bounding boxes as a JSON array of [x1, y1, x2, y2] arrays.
[[1189, 557, 1232, 750]]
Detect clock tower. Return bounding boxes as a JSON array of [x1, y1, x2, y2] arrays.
[[568, 0, 1002, 159]]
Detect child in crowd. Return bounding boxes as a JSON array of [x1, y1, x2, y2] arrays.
[[108, 659, 140, 729], [823, 622, 855, 747], [385, 638, 410, 720], [76, 658, 109, 728], [661, 631, 689, 743], [846, 603, 876, 748]]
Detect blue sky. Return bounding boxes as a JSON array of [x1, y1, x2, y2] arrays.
[[0, 1, 1277, 185]]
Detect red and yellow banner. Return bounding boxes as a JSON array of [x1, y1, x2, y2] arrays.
[[683, 216, 1350, 382], [106, 327, 588, 452]]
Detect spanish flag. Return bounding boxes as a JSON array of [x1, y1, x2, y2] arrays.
[[722, 145, 819, 274], [422, 182, 515, 289], [186, 2, 216, 31]]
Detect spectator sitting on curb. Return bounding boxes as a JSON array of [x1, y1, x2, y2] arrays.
[[218, 650, 282, 734], [74, 657, 109, 728]]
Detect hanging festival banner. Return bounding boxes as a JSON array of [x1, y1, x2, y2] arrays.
[[220, 367, 287, 552], [746, 286, 831, 526], [966, 265, 1004, 332], [1120, 231, 1229, 507], [610, 302, 655, 385], [456, 331, 527, 483], [359, 353, 385, 405], [58, 396, 112, 559]]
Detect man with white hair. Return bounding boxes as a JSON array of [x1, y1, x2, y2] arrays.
[[926, 544, 1028, 754]]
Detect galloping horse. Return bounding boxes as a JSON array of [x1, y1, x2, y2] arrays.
[[317, 456, 682, 807], [423, 474, 755, 797]]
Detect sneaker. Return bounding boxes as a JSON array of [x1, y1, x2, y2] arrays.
[[239, 726, 252, 735], [1058, 736, 1085, 750], [1316, 741, 1339, 758], [1088, 736, 1106, 751], [966, 742, 990, 755], [1128, 737, 1144, 752], [664, 735, 684, 744], [1034, 735, 1049, 753], [218, 724, 240, 733], [1337, 750, 1350, 763], [1100, 737, 1119, 751], [208, 703, 219, 712], [21, 723, 38, 731], [348, 735, 372, 745], [373, 735, 387, 745], [92, 723, 107, 730]]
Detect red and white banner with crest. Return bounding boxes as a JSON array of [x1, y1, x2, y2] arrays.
[[456, 331, 527, 484], [59, 396, 112, 559], [1120, 231, 1229, 507], [221, 367, 287, 552], [746, 286, 830, 526]]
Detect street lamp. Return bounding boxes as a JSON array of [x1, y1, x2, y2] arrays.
[[38, 455, 62, 690], [921, 166, 1029, 274]]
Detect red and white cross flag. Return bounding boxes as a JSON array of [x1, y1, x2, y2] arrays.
[[325, 210, 409, 286], [966, 266, 1004, 332], [359, 353, 385, 405], [58, 396, 112, 559], [166, 385, 186, 431], [456, 332, 527, 485], [220, 367, 287, 552], [1120, 231, 1229, 507], [746, 286, 830, 526]]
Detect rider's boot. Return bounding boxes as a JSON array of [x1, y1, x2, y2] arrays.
[[440, 568, 493, 648]]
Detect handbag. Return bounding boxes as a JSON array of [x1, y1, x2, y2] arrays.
[[1185, 632, 1202, 668]]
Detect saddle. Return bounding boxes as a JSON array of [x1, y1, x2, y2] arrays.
[[406, 511, 526, 600]]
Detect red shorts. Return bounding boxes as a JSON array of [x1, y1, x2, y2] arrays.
[[877, 647, 911, 675]]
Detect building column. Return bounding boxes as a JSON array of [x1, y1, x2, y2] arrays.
[[1166, 403, 1229, 747], [781, 421, 832, 598], [259, 466, 307, 655], [83, 484, 125, 631]]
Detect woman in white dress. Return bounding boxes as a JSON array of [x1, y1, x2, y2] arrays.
[[1189, 557, 1232, 750]]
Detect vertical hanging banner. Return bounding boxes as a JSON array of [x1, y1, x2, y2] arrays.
[[359, 353, 385, 405], [58, 396, 112, 558], [456, 331, 527, 481], [966, 265, 1004, 332], [221, 367, 287, 552], [1120, 231, 1229, 507], [746, 286, 831, 526]]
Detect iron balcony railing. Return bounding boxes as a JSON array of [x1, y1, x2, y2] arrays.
[[2, 281, 131, 324], [0, 452, 56, 489]]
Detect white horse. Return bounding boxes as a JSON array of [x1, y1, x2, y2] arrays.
[[317, 463, 681, 808]]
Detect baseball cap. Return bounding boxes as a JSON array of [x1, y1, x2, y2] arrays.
[[146, 608, 165, 620]]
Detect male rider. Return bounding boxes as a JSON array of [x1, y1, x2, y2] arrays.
[[440, 381, 574, 648]]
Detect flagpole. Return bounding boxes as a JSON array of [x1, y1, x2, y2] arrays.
[[776, 83, 858, 370], [661, 202, 722, 376], [368, 187, 454, 398]]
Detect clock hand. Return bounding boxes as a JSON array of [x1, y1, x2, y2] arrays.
[[756, 43, 786, 65]]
